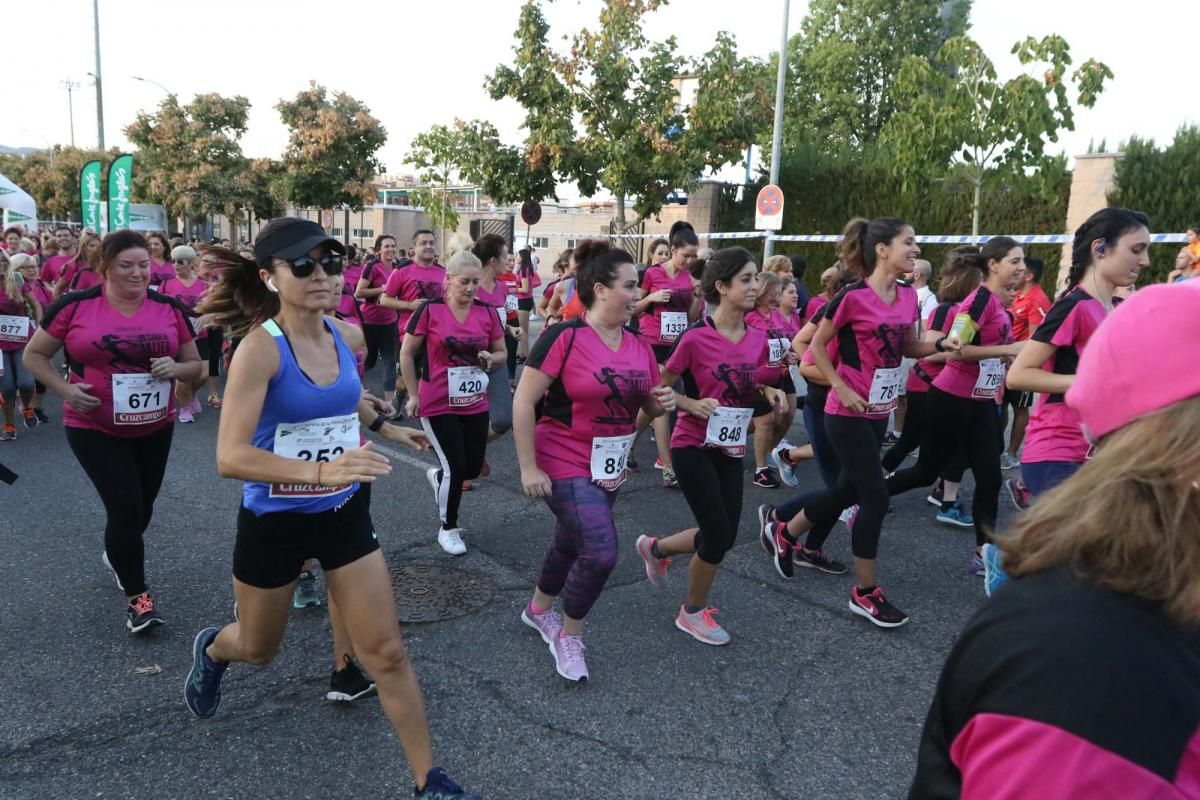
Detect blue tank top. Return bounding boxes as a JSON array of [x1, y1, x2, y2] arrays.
[[243, 318, 363, 516]]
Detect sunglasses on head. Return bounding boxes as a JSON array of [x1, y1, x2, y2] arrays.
[[283, 253, 344, 278]]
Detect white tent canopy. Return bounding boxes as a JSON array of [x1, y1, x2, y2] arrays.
[[0, 172, 38, 231]]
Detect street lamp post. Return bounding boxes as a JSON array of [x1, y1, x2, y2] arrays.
[[92, 0, 105, 150], [763, 0, 790, 259], [62, 80, 79, 147], [132, 75, 173, 96]]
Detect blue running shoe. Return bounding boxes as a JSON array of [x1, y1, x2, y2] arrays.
[[982, 543, 1008, 596], [184, 627, 227, 718], [936, 504, 974, 528], [416, 767, 480, 799]]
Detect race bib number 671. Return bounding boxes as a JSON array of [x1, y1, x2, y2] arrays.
[[112, 373, 171, 425]]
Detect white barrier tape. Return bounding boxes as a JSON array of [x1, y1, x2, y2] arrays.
[[547, 231, 1188, 244]]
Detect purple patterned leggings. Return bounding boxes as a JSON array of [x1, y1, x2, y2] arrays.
[[536, 477, 620, 620]]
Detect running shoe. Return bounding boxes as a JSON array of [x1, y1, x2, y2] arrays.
[[521, 603, 563, 645], [793, 547, 848, 575], [1005, 477, 1031, 511], [101, 551, 124, 592], [551, 632, 588, 682], [849, 586, 909, 628], [426, 467, 441, 501], [634, 535, 671, 589], [926, 479, 944, 507], [752, 468, 780, 489], [981, 543, 1008, 597], [968, 552, 985, 576], [936, 504, 974, 528], [757, 504, 776, 554], [415, 767, 481, 799], [770, 447, 799, 487], [188, 395, 202, 416], [292, 570, 322, 608], [478, 460, 491, 478], [127, 591, 164, 633], [206, 394, 222, 409], [674, 605, 730, 646], [184, 627, 227, 717], [326, 655, 376, 702], [178, 408, 195, 424], [654, 457, 664, 470], [1000, 452, 1020, 471], [21, 408, 36, 428], [882, 431, 900, 446], [438, 527, 467, 556], [33, 409, 50, 424], [839, 504, 859, 532], [661, 466, 678, 489], [1, 425, 15, 441], [765, 522, 795, 579]]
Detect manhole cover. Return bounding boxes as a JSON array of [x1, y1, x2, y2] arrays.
[[388, 562, 496, 623]]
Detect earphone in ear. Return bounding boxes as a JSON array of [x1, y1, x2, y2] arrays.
[[1096, 241, 1105, 254], [266, 276, 279, 293]]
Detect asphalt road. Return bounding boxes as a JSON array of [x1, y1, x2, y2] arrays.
[[0, 348, 1012, 800]]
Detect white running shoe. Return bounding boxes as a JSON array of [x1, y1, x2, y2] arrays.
[[438, 527, 467, 555], [102, 551, 125, 592]]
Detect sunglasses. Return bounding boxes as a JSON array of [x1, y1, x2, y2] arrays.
[[283, 253, 344, 278]]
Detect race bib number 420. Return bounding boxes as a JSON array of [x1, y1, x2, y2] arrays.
[[448, 366, 488, 407], [269, 413, 359, 498], [112, 373, 171, 425], [704, 406, 752, 457]]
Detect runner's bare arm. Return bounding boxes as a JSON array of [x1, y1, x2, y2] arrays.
[[1006, 339, 1073, 395]]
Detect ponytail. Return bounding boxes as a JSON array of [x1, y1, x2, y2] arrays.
[[669, 221, 699, 249], [194, 246, 278, 337]]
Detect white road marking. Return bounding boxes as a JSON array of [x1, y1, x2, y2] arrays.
[[369, 439, 436, 472]]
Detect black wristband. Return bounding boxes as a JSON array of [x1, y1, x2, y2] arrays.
[[934, 336, 946, 353], [368, 413, 386, 432]]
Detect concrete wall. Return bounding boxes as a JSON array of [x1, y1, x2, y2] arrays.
[[1059, 153, 1122, 291]]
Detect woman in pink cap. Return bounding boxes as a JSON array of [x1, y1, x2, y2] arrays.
[[909, 279, 1200, 799]]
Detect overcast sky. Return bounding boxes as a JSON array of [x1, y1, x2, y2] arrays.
[[3, 0, 1191, 198]]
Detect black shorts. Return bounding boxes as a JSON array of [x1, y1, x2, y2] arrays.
[[1004, 388, 1034, 409], [232, 486, 379, 589], [517, 297, 534, 312]]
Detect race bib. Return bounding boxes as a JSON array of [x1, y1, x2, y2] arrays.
[[270, 412, 359, 498], [589, 433, 635, 491], [973, 358, 1005, 400], [0, 315, 30, 344], [659, 311, 687, 342], [768, 337, 790, 365], [867, 365, 904, 414], [112, 373, 171, 425], [447, 365, 488, 408], [497, 307, 506, 325], [505, 293, 519, 313], [704, 406, 753, 457]]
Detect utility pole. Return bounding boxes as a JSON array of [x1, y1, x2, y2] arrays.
[[92, 0, 105, 150], [763, 0, 790, 259], [62, 80, 79, 147]]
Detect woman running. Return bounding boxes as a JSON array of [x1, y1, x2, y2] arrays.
[[983, 208, 1151, 593], [400, 248, 505, 555], [471, 234, 519, 442], [745, 271, 798, 488], [494, 249, 524, 381], [182, 218, 477, 799], [24, 230, 202, 631], [146, 232, 175, 290], [634, 247, 785, 645], [0, 251, 43, 437], [767, 276, 816, 488], [910, 281, 1200, 798], [159, 246, 210, 423], [630, 221, 699, 486], [515, 250, 674, 681], [535, 249, 571, 324], [354, 234, 401, 406], [877, 237, 1025, 577], [760, 218, 945, 628], [548, 241, 610, 323], [804, 264, 842, 322], [13, 253, 53, 424], [55, 232, 102, 297], [514, 247, 537, 362]]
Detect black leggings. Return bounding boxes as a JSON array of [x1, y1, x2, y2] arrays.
[[798, 416, 888, 560], [66, 425, 175, 596], [885, 387, 1002, 546], [505, 329, 518, 375], [422, 412, 489, 529], [671, 446, 744, 565], [363, 323, 398, 396], [881, 390, 968, 483]]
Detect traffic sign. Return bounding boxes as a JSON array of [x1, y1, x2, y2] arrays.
[[755, 184, 784, 231], [520, 201, 542, 226]]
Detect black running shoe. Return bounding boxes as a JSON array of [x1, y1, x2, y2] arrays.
[[757, 504, 776, 554], [33, 409, 50, 424], [126, 592, 164, 633], [416, 768, 481, 799], [793, 547, 848, 575], [766, 522, 794, 579], [327, 655, 376, 702], [752, 468, 780, 489], [849, 585, 909, 628]]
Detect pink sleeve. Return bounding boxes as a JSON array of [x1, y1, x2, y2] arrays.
[[382, 267, 402, 297], [640, 269, 656, 294], [664, 331, 691, 376], [46, 299, 75, 340], [826, 290, 853, 332], [531, 329, 568, 380], [1048, 305, 1079, 348], [487, 307, 504, 341]]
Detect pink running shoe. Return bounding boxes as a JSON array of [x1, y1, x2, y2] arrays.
[[634, 535, 670, 589], [675, 605, 730, 646], [188, 395, 202, 415], [179, 407, 195, 424], [551, 632, 588, 682]]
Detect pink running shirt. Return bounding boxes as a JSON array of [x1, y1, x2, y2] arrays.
[[357, 261, 398, 326], [804, 294, 828, 322], [0, 283, 36, 351], [148, 260, 175, 289], [475, 276, 514, 329], [43, 286, 195, 437], [527, 319, 659, 489], [934, 285, 1012, 401], [41, 254, 73, 285], [406, 298, 503, 417], [905, 302, 957, 394], [385, 262, 446, 334], [638, 264, 695, 347], [822, 281, 918, 419], [337, 263, 365, 326]]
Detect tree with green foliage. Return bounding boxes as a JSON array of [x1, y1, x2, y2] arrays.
[[1108, 124, 1200, 283], [125, 93, 252, 232], [775, 0, 970, 151], [883, 35, 1112, 234], [0, 146, 111, 222], [407, 125, 469, 255], [275, 82, 386, 212]]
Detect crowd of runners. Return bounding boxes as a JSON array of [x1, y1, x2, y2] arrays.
[[3, 209, 1199, 798]]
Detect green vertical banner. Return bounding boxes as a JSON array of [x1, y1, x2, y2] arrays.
[[107, 154, 134, 232], [79, 160, 103, 232]]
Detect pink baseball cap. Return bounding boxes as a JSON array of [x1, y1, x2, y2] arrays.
[[1067, 281, 1200, 441]]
